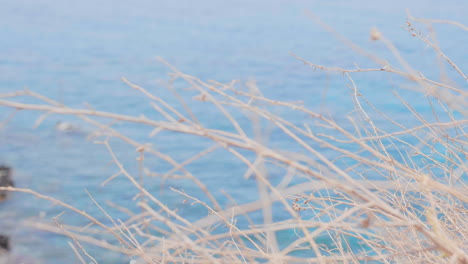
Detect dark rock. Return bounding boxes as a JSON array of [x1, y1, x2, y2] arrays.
[[0, 235, 9, 251], [0, 166, 14, 201]]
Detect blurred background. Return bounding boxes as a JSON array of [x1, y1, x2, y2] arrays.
[[0, 0, 467, 263]]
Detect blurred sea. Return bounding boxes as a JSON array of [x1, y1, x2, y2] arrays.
[[0, 0, 467, 263]]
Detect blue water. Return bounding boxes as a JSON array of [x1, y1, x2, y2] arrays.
[[0, 0, 467, 263]]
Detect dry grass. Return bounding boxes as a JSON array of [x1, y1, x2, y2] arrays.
[[0, 15, 467, 263]]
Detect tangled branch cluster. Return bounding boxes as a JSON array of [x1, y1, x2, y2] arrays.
[[0, 16, 467, 264]]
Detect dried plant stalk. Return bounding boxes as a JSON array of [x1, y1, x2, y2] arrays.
[[0, 16, 467, 264]]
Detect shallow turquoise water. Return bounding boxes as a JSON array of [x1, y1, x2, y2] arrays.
[[0, 0, 467, 263]]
